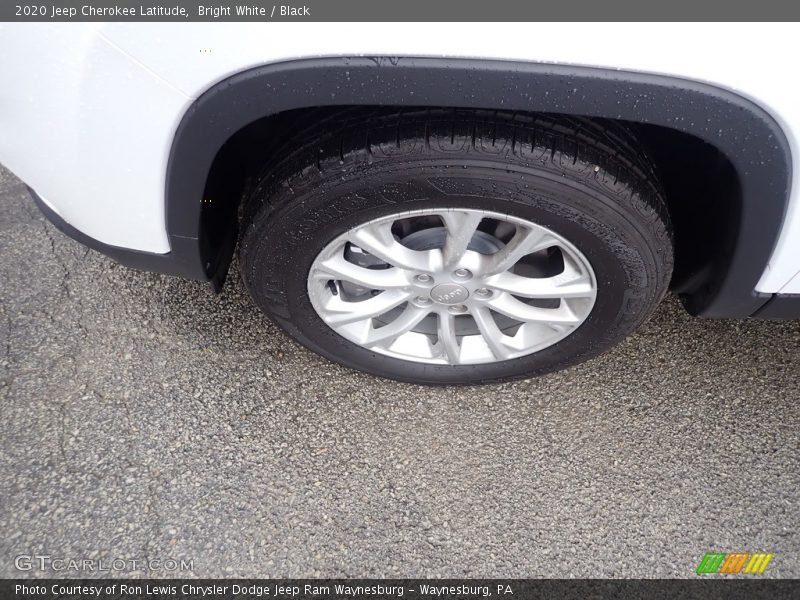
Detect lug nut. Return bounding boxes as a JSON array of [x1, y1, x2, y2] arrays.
[[415, 296, 432, 306], [474, 287, 492, 298], [449, 304, 468, 314], [453, 268, 472, 279], [415, 274, 432, 284]]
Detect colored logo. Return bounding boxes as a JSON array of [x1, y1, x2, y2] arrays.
[[696, 552, 774, 575]]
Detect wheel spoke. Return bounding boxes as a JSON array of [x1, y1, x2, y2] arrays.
[[436, 312, 462, 364], [314, 254, 409, 289], [363, 304, 430, 347], [484, 269, 594, 299], [472, 307, 514, 360], [441, 211, 484, 267], [348, 221, 436, 271], [482, 226, 555, 275], [322, 289, 411, 326], [487, 293, 582, 324]]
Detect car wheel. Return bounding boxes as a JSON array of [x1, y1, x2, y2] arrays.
[[239, 109, 673, 384]]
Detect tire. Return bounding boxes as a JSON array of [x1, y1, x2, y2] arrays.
[[239, 109, 673, 385]]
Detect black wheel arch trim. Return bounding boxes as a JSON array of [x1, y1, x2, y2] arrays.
[[751, 294, 800, 319], [161, 57, 792, 317]]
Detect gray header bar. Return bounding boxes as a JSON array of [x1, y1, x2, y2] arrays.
[[3, 0, 800, 22]]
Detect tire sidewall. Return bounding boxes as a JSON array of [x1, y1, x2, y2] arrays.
[[241, 159, 661, 384]]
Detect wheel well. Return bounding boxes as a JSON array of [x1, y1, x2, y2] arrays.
[[201, 106, 741, 297], [169, 57, 789, 317]]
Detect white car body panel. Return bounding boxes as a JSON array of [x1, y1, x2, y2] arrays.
[[0, 24, 190, 253], [0, 22, 798, 292]]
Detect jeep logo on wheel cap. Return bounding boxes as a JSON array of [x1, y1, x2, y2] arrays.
[[430, 283, 469, 304]]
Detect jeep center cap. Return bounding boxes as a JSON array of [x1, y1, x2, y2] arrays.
[[430, 283, 469, 305]]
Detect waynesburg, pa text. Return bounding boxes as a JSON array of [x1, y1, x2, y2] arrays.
[[16, 583, 516, 598]]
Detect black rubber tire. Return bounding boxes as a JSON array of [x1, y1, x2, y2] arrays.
[[239, 109, 673, 385]]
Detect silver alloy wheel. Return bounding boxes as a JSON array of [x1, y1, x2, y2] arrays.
[[307, 208, 597, 365]]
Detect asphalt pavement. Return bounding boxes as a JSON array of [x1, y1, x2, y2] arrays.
[[1, 164, 798, 578]]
